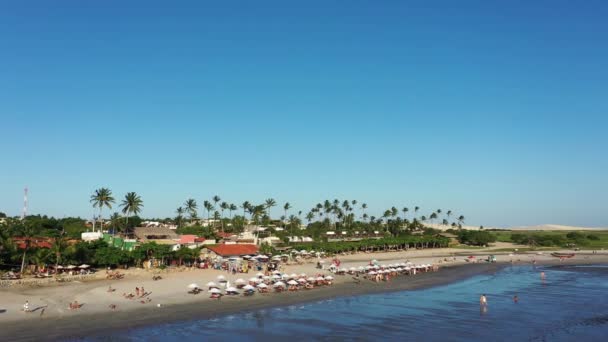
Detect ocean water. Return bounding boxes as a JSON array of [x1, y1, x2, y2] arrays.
[[85, 265, 608, 341]]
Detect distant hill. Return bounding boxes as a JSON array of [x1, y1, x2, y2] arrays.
[[508, 224, 607, 231], [424, 223, 607, 231]]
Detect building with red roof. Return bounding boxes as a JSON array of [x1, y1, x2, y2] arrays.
[[13, 237, 53, 250], [201, 244, 259, 258]]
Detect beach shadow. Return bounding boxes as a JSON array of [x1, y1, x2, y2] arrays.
[[0, 309, 6, 314], [30, 306, 47, 313]]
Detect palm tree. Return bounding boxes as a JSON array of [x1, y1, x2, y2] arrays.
[[175, 207, 185, 228], [241, 201, 251, 223], [429, 212, 438, 224], [229, 203, 237, 219], [212, 196, 221, 226], [457, 215, 465, 227], [18, 223, 36, 274], [414, 206, 420, 217], [51, 235, 68, 273], [283, 202, 292, 223], [120, 192, 143, 236], [220, 202, 229, 233], [305, 211, 314, 224], [110, 212, 122, 235], [265, 198, 276, 220], [203, 200, 214, 226], [251, 205, 266, 224], [90, 188, 115, 232], [184, 199, 198, 224], [361, 203, 368, 221], [402, 207, 409, 220]]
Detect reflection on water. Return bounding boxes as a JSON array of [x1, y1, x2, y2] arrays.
[[81, 265, 608, 342]]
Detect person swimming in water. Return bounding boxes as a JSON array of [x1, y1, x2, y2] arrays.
[[513, 295, 519, 303], [480, 294, 487, 306]]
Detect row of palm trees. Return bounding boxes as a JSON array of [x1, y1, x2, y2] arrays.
[[302, 200, 466, 231], [174, 197, 298, 232], [90, 190, 467, 235], [90, 188, 143, 234], [171, 196, 466, 234]]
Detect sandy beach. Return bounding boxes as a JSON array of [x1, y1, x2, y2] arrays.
[[2, 248, 607, 341]]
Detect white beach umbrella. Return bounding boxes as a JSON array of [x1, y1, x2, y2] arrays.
[[263, 276, 271, 280], [226, 287, 238, 293], [324, 276, 334, 280], [67, 265, 76, 269], [368, 271, 377, 275], [300, 273, 307, 277], [235, 278, 246, 284], [272, 274, 282, 279], [206, 281, 218, 288], [307, 277, 316, 282], [287, 280, 299, 285], [272, 270, 281, 274], [243, 284, 255, 291], [358, 266, 365, 270], [209, 288, 221, 294], [217, 275, 226, 280], [290, 273, 298, 278], [257, 283, 268, 288], [79, 264, 90, 268], [249, 277, 258, 283], [316, 276, 325, 281], [188, 283, 200, 289], [273, 281, 286, 287], [297, 278, 307, 283], [349, 267, 356, 271]]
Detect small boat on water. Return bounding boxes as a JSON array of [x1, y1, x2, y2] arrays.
[[551, 252, 575, 258]]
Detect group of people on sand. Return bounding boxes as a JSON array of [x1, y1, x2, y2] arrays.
[[120, 285, 152, 304]]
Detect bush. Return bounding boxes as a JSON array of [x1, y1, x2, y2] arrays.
[[457, 230, 497, 246]]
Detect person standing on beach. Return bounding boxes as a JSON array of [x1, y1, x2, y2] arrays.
[[23, 301, 30, 313]]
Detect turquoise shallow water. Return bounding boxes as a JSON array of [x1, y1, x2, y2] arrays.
[[82, 265, 608, 341]]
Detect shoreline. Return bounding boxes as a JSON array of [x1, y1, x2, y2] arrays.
[[1, 262, 501, 342], [1, 253, 607, 341]]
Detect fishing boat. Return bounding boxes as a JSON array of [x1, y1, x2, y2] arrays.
[[550, 252, 575, 258]]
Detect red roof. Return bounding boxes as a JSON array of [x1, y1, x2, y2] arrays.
[[217, 232, 236, 239], [179, 235, 197, 244], [206, 244, 259, 256], [194, 237, 206, 243], [13, 237, 53, 250]]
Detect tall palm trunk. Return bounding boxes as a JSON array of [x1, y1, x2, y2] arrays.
[[20, 247, 27, 274]]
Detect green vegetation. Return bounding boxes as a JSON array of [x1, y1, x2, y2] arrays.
[[288, 235, 450, 255], [456, 230, 497, 246], [492, 230, 608, 249]]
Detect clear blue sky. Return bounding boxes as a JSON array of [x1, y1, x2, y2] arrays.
[[1, 1, 607, 227]]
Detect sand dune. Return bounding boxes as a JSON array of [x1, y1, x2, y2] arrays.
[[423, 223, 607, 231]]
